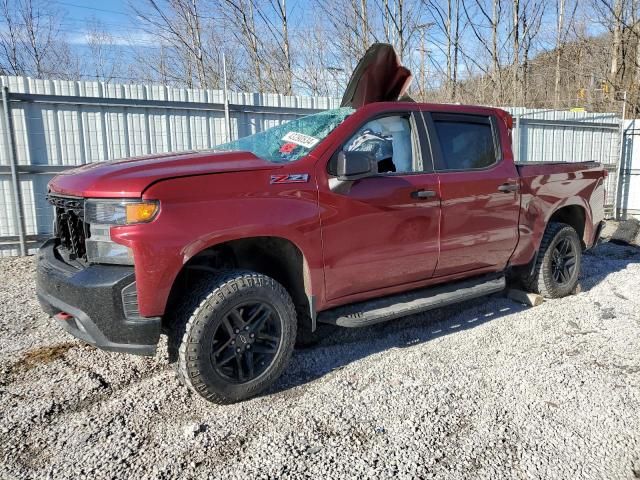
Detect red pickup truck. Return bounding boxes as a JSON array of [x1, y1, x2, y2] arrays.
[[37, 45, 606, 403]]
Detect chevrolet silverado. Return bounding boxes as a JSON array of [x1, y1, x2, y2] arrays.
[[37, 44, 606, 403]]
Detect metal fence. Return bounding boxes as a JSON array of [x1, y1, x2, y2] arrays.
[[0, 75, 627, 256], [0, 76, 340, 256], [618, 119, 640, 218], [506, 106, 621, 218]]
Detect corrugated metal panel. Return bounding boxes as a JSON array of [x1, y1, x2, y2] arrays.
[[506, 107, 619, 164], [0, 75, 629, 255], [506, 107, 621, 213]]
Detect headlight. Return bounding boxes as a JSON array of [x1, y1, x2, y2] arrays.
[[85, 199, 159, 225], [85, 199, 159, 265], [86, 224, 134, 265]]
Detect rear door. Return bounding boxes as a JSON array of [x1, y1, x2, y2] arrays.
[[422, 111, 520, 277]]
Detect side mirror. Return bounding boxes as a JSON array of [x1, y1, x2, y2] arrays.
[[336, 151, 377, 181]]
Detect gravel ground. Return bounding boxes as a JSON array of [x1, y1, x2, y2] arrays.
[[1, 232, 640, 479]]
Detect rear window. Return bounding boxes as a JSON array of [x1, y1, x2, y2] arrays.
[[432, 115, 498, 171]]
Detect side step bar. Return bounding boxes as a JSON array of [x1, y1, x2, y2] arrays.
[[317, 274, 506, 328]]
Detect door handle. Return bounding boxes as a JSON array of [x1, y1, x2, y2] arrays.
[[497, 183, 519, 193], [411, 189, 437, 199]]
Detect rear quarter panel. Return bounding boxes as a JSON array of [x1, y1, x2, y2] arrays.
[[509, 162, 606, 267]]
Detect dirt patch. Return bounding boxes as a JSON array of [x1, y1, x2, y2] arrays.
[[6, 342, 77, 380]]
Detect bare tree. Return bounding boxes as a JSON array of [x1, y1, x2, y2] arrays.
[[0, 0, 76, 78], [554, 0, 566, 106], [218, 0, 264, 91], [294, 24, 336, 96], [252, 0, 294, 93], [0, 0, 22, 74], [132, 0, 221, 88], [460, 0, 504, 103], [635, 0, 640, 97], [423, 0, 465, 101], [609, 0, 624, 90], [520, 0, 545, 102], [84, 19, 122, 82], [1, 0, 636, 115]]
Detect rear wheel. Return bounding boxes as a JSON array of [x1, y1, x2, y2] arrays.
[[523, 222, 582, 298], [173, 270, 296, 404]]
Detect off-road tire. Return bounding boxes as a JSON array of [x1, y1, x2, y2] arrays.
[[171, 270, 296, 404], [523, 222, 582, 298]]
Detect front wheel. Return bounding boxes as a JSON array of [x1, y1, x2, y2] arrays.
[[175, 271, 296, 404], [523, 222, 582, 298]]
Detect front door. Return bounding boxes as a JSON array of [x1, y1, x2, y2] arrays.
[[423, 111, 520, 277], [319, 112, 441, 301]]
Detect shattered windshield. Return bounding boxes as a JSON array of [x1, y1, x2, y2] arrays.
[[214, 107, 354, 163]]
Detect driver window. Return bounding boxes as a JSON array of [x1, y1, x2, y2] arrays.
[[340, 115, 421, 174]]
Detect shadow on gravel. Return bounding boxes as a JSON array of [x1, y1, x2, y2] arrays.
[[268, 240, 640, 398], [580, 240, 640, 292], [268, 295, 527, 396]]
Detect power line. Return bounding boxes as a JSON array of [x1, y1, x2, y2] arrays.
[[53, 1, 131, 17]]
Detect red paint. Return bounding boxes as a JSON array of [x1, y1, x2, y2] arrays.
[[48, 150, 277, 198], [433, 108, 520, 276], [318, 172, 441, 300], [47, 101, 606, 318]]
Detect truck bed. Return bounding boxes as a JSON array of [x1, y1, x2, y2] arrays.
[[508, 160, 606, 268]]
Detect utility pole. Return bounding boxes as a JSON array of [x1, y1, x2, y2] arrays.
[[222, 53, 232, 142], [327, 67, 345, 100], [614, 90, 628, 220], [554, 0, 565, 108]]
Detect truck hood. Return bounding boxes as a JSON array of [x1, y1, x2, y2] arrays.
[[341, 43, 413, 108], [48, 150, 277, 198]]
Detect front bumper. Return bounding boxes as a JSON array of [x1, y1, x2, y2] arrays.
[[36, 239, 161, 355]]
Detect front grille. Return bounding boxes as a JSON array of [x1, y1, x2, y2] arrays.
[[47, 194, 88, 260]]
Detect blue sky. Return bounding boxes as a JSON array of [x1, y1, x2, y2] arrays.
[[57, 0, 314, 46], [56, 0, 155, 46]]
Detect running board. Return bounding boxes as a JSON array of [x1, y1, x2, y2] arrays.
[[317, 274, 506, 328]]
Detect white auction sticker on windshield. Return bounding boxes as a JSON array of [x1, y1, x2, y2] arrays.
[[282, 131, 319, 149]]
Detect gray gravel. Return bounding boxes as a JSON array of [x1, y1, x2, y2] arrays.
[[1, 232, 640, 479]]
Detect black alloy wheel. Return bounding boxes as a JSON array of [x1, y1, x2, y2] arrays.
[[550, 237, 577, 285], [173, 270, 297, 404], [210, 302, 282, 383], [522, 221, 582, 298]]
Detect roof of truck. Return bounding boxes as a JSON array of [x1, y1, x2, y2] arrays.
[[354, 101, 513, 128]]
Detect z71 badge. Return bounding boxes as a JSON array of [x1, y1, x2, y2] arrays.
[[270, 174, 310, 184]]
